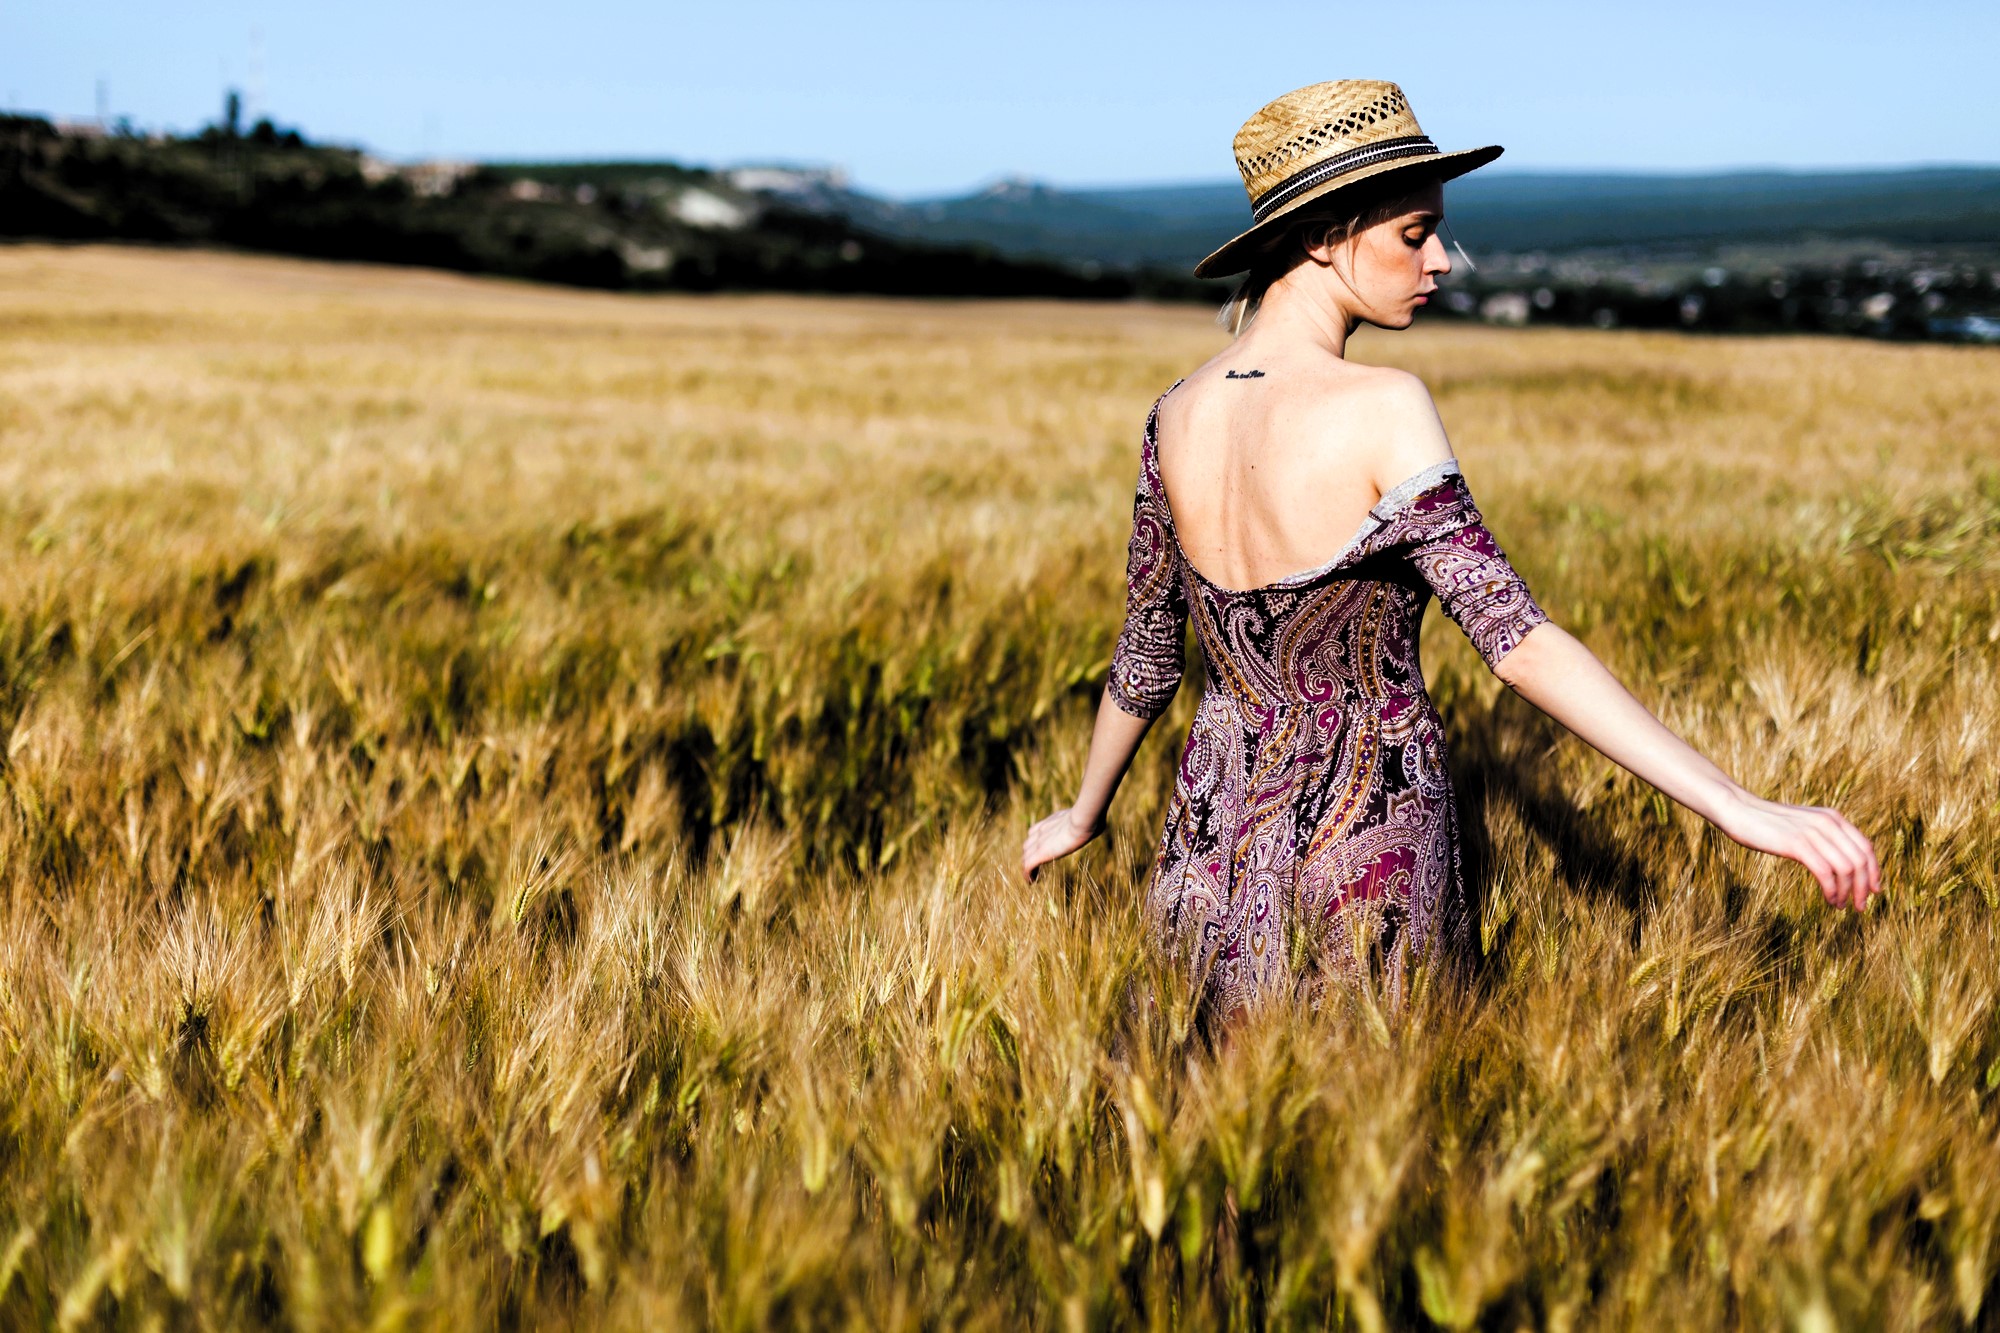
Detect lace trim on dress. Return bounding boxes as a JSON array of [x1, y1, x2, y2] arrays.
[[1263, 457, 1464, 589], [1373, 456, 1464, 516]]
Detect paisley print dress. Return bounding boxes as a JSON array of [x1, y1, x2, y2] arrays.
[[1107, 381, 1550, 1021]]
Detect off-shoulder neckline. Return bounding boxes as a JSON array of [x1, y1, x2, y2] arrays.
[[1143, 377, 1465, 596]]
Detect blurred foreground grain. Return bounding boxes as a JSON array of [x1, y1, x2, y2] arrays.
[[1, 244, 1998, 1329]]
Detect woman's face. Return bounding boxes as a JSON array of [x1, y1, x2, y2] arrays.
[[1319, 180, 1451, 329]]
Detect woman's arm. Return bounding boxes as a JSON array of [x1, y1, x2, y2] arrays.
[[1494, 621, 1881, 909], [1021, 687, 1154, 882], [1025, 423, 1191, 882]]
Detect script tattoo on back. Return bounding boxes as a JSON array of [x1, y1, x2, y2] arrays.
[[1224, 369, 1266, 380]]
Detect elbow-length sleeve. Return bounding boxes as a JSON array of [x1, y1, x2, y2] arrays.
[[1400, 473, 1550, 673], [1105, 464, 1189, 719]]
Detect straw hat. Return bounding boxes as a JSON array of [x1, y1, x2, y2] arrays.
[[1194, 80, 1502, 279]]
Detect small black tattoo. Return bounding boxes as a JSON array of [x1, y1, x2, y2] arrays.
[[1225, 369, 1265, 379]]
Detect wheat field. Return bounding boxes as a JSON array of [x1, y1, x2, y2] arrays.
[[0, 244, 1997, 1330]]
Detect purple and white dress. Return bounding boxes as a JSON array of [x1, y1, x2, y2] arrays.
[[1107, 380, 1551, 1020]]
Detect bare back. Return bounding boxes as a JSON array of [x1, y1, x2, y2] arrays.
[[1152, 350, 1457, 591]]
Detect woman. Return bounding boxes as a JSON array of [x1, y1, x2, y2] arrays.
[[1019, 80, 1880, 1024]]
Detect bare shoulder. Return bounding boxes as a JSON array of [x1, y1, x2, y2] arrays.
[[1292, 365, 1455, 494], [1293, 363, 1432, 419]]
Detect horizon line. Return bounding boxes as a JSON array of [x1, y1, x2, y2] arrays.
[[473, 156, 2000, 202], [12, 108, 1996, 200]]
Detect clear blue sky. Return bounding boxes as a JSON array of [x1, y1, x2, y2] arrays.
[[8, 1, 1997, 197]]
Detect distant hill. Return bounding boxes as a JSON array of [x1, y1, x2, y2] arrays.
[[796, 167, 2000, 271], [0, 117, 1204, 301], [5, 116, 1994, 340], [725, 164, 1999, 341]]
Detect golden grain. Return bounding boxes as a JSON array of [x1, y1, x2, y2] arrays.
[[0, 245, 1996, 1328]]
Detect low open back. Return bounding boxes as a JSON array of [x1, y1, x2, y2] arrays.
[[1109, 379, 1550, 1019], [1144, 378, 1467, 594]]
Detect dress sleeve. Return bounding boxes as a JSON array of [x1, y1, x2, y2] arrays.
[[1105, 464, 1189, 719], [1400, 475, 1550, 673]]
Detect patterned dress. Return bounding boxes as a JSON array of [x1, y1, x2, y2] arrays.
[[1107, 380, 1551, 1021]]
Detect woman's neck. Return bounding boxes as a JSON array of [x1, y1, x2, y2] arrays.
[[1244, 273, 1360, 360]]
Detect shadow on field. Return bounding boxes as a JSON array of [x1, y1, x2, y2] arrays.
[[1447, 704, 1660, 981]]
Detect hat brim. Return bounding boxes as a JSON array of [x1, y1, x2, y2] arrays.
[[1193, 144, 1504, 280]]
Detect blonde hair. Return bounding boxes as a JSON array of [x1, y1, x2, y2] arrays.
[[1215, 175, 1446, 338]]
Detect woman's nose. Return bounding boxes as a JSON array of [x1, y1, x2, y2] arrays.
[[1425, 234, 1452, 275]]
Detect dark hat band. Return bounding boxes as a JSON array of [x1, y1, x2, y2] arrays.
[[1248, 135, 1437, 223]]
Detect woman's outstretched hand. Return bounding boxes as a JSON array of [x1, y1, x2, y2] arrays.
[[1022, 807, 1105, 883], [1716, 793, 1881, 910], [1493, 623, 1883, 914]]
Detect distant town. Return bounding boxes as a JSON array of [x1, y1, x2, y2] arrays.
[[1437, 250, 2000, 343]]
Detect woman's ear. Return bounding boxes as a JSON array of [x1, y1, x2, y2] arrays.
[[1311, 230, 1362, 288], [1299, 224, 1345, 268]]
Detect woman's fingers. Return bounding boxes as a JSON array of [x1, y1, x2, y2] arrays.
[[1814, 809, 1878, 909], [1022, 828, 1052, 883], [1809, 823, 1856, 909], [1022, 808, 1088, 884], [1822, 823, 1863, 910], [1828, 814, 1881, 904], [1791, 833, 1845, 908], [1750, 804, 1872, 912], [1826, 825, 1871, 908]]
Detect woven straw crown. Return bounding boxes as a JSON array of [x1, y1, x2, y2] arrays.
[[1194, 80, 1502, 279]]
